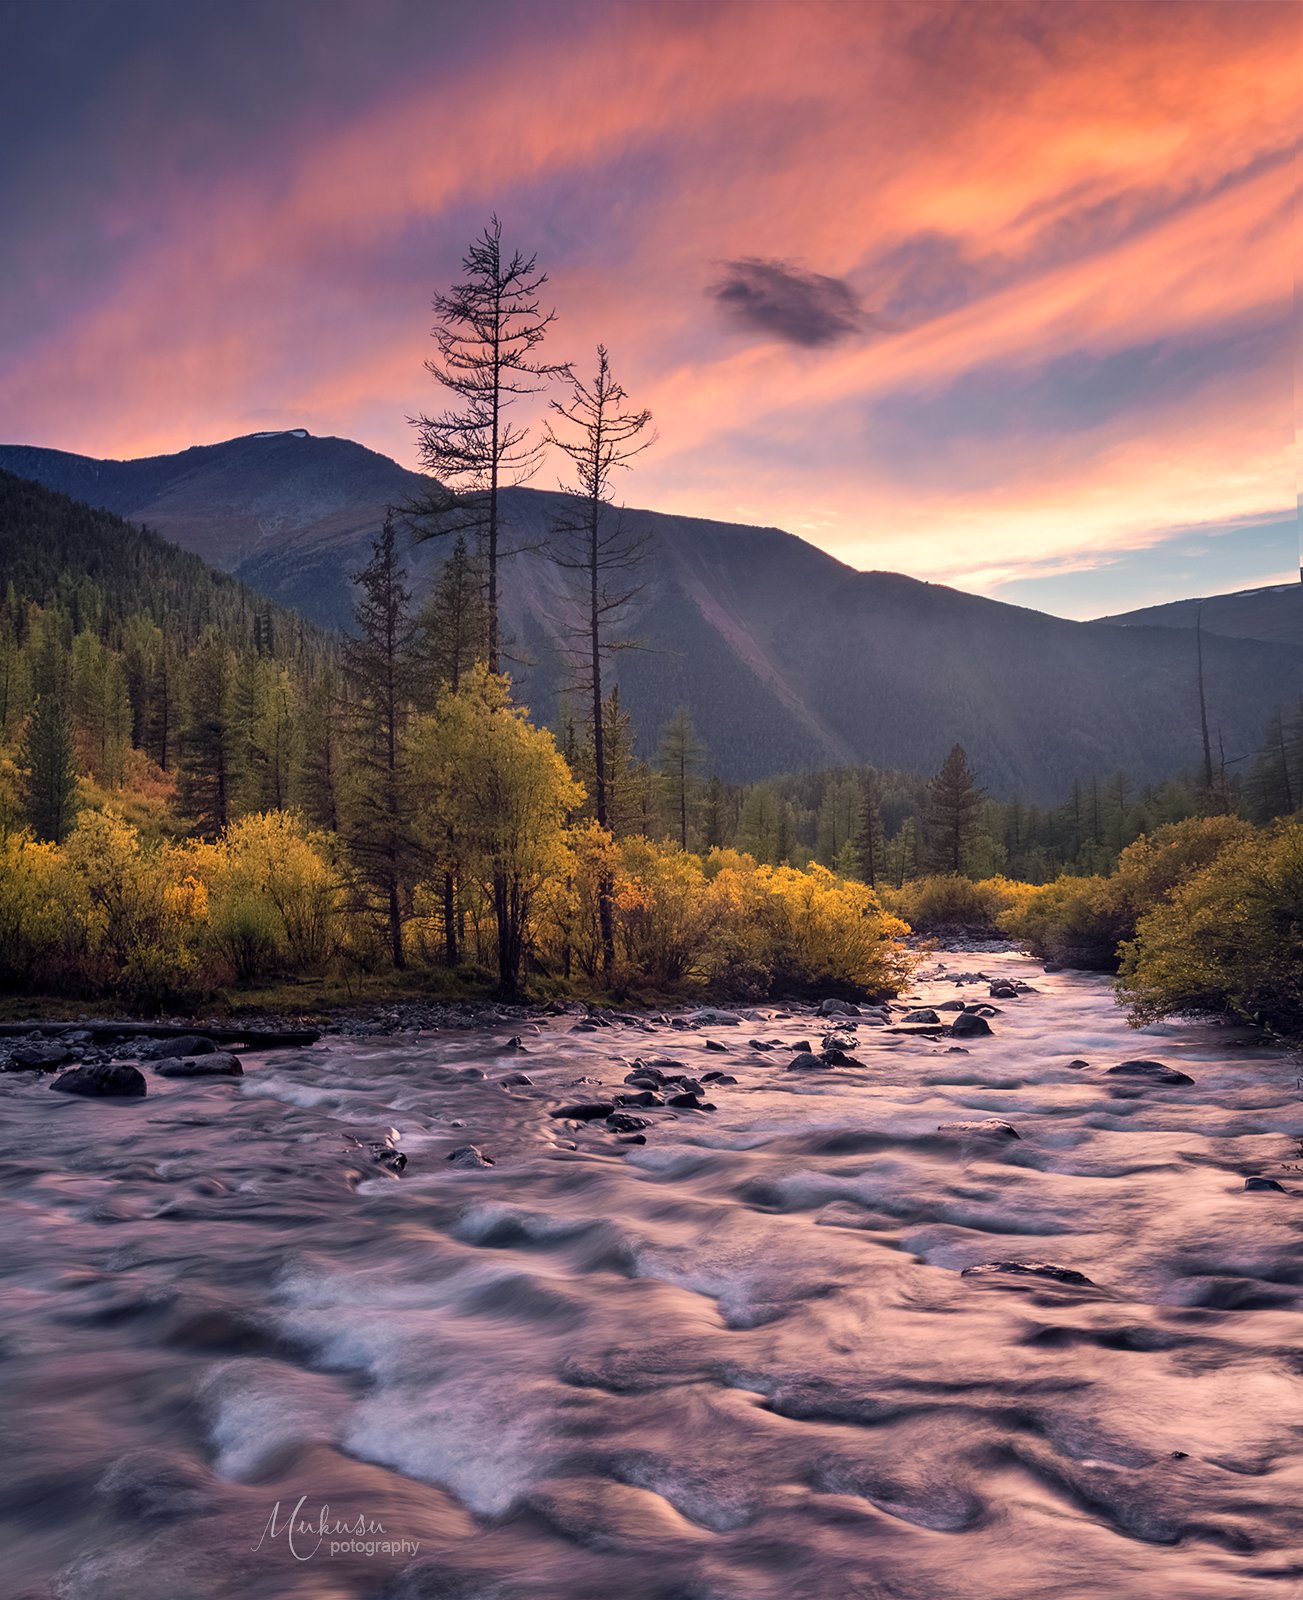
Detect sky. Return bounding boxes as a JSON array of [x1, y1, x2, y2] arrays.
[[0, 0, 1298, 619]]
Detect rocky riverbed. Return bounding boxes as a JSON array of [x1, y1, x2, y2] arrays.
[[0, 952, 1300, 1599]]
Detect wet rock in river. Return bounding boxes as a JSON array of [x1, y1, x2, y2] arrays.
[[666, 1091, 715, 1111], [789, 1039, 814, 1054], [615, 1089, 662, 1108], [4, 1041, 74, 1071], [446, 1144, 493, 1168], [137, 1035, 218, 1061], [1066, 1059, 1090, 1070], [1244, 1176, 1285, 1192], [821, 1031, 857, 1052], [498, 1071, 533, 1087], [787, 1051, 829, 1071], [950, 1012, 993, 1038], [155, 1051, 243, 1077], [705, 1039, 729, 1053], [503, 1036, 528, 1052], [50, 1062, 147, 1098], [904, 1009, 941, 1025], [369, 1143, 407, 1173], [818, 998, 860, 1017], [550, 1101, 617, 1121], [937, 1118, 1020, 1139], [961, 1260, 1093, 1286], [701, 1070, 737, 1084], [748, 1039, 773, 1051], [606, 1112, 651, 1134], [1106, 1059, 1194, 1085], [820, 1048, 863, 1068]]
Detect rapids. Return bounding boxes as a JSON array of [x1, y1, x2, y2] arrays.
[[1, 953, 1300, 1599]]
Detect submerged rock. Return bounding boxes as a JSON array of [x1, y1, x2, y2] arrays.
[[446, 1144, 493, 1168], [550, 1101, 617, 1121], [498, 1071, 533, 1087], [1066, 1059, 1090, 1070], [937, 1119, 1020, 1139], [50, 1062, 147, 1098], [704, 1040, 729, 1053], [155, 1051, 242, 1078], [962, 1260, 1093, 1287], [1244, 1176, 1285, 1193], [1106, 1059, 1194, 1085]]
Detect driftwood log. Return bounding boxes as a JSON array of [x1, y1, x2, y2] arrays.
[[0, 1022, 318, 1049]]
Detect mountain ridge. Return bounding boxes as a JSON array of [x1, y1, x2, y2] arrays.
[[2, 430, 1301, 799]]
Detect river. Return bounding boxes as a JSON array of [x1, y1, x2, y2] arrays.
[[1, 952, 1300, 1599]]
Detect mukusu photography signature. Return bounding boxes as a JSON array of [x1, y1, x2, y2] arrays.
[[252, 1496, 420, 1561]]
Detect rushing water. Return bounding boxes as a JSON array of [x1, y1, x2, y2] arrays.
[[1, 953, 1300, 1600]]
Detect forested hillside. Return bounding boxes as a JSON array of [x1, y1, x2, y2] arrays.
[[5, 435, 1301, 796]]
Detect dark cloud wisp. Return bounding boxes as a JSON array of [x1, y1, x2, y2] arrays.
[[710, 257, 877, 347]]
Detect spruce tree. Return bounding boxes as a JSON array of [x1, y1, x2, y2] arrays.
[[343, 516, 419, 968], [657, 706, 705, 849], [416, 535, 488, 699], [853, 768, 886, 885], [923, 744, 984, 875], [21, 642, 78, 843], [178, 631, 237, 836]]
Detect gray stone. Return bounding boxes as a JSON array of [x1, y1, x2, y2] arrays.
[[50, 1062, 147, 1098], [1106, 1059, 1194, 1085], [154, 1051, 242, 1077]]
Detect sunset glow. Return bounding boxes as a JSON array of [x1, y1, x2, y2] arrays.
[[2, 0, 1297, 613]]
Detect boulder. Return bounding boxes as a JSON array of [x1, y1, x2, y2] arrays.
[[789, 1040, 814, 1054], [1106, 1059, 1194, 1085], [704, 1040, 729, 1053], [950, 1012, 993, 1038], [50, 1062, 147, 1098], [498, 1072, 533, 1087], [818, 998, 860, 1017], [748, 1039, 773, 1052], [821, 1032, 858, 1052], [787, 1051, 829, 1071], [1065, 1059, 1090, 1070], [369, 1144, 407, 1174], [820, 1048, 863, 1068], [615, 1089, 662, 1108], [903, 1009, 941, 1025], [155, 1052, 242, 1078], [1244, 1176, 1285, 1193], [502, 1036, 528, 1052]]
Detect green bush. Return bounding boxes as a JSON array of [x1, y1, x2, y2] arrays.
[[1119, 820, 1303, 1040]]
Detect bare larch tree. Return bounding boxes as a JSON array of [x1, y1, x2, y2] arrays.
[[409, 217, 568, 673], [547, 345, 654, 975]]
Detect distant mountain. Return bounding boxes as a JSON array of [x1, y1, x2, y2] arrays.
[[4, 431, 1303, 797], [1098, 581, 1301, 649]]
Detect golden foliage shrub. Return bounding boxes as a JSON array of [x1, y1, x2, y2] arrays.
[[884, 874, 1032, 934]]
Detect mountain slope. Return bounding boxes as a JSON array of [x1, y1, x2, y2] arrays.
[[1098, 582, 1302, 649], [4, 432, 1302, 797]]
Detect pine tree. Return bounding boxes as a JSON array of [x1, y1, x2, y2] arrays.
[[410, 217, 568, 671], [853, 768, 886, 885], [343, 517, 419, 967], [21, 641, 78, 843], [923, 744, 984, 875], [657, 706, 705, 849]]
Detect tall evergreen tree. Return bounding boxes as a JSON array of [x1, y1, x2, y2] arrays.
[[923, 744, 984, 875], [410, 217, 568, 671], [657, 706, 705, 849], [343, 517, 419, 967], [301, 667, 342, 833], [21, 641, 78, 843], [177, 631, 237, 836], [416, 535, 489, 700], [853, 768, 887, 885]]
